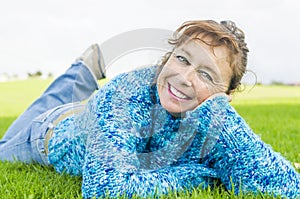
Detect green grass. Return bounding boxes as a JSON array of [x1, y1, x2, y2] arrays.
[[0, 79, 299, 199]]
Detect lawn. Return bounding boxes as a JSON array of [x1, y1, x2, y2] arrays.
[[0, 79, 299, 199]]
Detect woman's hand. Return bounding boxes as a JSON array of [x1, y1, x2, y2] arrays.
[[205, 92, 233, 103]]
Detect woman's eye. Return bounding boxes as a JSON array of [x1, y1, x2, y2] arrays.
[[176, 55, 190, 65], [199, 71, 213, 82]]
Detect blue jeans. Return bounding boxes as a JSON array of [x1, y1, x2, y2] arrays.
[[0, 61, 98, 164]]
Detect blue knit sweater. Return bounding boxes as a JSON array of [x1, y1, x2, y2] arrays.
[[48, 66, 300, 198]]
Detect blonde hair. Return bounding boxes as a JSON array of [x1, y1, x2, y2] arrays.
[[157, 20, 249, 93]]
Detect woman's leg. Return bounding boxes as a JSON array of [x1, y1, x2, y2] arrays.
[[2, 44, 104, 141], [0, 103, 85, 164], [0, 44, 105, 163]]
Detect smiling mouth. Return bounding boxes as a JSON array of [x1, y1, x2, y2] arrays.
[[168, 83, 191, 100]]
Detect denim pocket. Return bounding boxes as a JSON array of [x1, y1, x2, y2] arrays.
[[30, 103, 83, 165]]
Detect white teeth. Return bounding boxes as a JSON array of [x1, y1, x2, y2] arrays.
[[170, 85, 188, 99]]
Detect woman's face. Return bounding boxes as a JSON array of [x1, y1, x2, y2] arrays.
[[157, 37, 233, 114]]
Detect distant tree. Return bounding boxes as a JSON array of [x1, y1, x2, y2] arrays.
[[28, 71, 43, 78], [0, 73, 10, 82], [35, 71, 42, 76], [48, 72, 54, 78], [270, 80, 285, 86]]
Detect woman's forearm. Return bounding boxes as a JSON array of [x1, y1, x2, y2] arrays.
[[187, 94, 300, 198]]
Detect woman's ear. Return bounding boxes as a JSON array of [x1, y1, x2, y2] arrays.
[[226, 89, 235, 102]]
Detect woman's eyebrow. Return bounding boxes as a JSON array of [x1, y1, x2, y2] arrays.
[[179, 48, 193, 59], [201, 65, 219, 77], [180, 47, 219, 73]]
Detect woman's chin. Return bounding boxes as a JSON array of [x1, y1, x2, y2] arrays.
[[161, 103, 184, 117]]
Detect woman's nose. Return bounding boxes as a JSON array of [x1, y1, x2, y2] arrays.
[[180, 66, 195, 86]]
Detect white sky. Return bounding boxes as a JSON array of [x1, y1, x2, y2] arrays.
[[0, 0, 300, 84]]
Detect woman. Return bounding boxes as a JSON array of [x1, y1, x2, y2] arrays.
[[1, 20, 299, 198]]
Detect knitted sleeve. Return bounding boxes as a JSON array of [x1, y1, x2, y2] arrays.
[[81, 68, 217, 198], [185, 94, 300, 198]]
